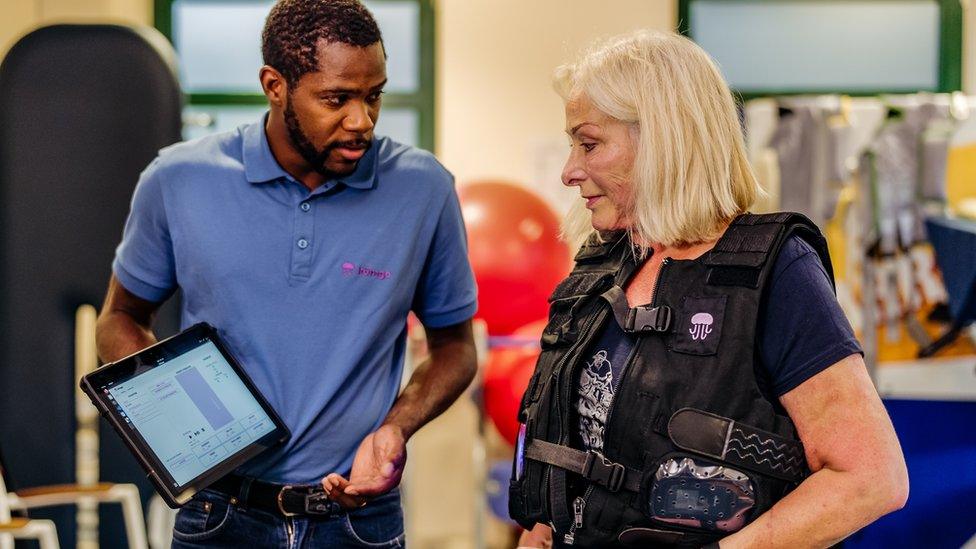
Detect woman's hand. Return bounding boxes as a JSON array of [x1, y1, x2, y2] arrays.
[[517, 523, 553, 548], [719, 353, 908, 548]]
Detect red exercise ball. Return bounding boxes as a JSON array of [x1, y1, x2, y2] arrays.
[[459, 181, 571, 335], [483, 319, 548, 445]]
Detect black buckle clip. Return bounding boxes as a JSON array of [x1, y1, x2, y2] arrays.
[[626, 305, 672, 333], [277, 485, 335, 517], [583, 451, 626, 492]]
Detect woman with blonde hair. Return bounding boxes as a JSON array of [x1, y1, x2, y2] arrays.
[[509, 30, 907, 548]]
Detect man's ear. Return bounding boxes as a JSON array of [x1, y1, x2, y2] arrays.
[[260, 66, 288, 108]]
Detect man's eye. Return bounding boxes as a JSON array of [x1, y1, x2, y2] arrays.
[[367, 91, 384, 103], [324, 95, 346, 106]]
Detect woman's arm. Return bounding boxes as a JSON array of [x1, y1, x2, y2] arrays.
[[719, 353, 908, 548]]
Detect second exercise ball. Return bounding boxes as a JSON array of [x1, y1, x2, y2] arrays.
[[483, 319, 548, 445], [459, 181, 571, 335]]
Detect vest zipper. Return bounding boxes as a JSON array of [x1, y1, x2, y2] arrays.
[[549, 261, 647, 539], [562, 257, 672, 544], [556, 307, 609, 443], [600, 338, 644, 446], [549, 305, 608, 537], [603, 256, 670, 444], [563, 486, 593, 545], [651, 257, 672, 307]]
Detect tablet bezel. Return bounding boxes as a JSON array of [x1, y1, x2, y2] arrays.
[[81, 322, 290, 508]]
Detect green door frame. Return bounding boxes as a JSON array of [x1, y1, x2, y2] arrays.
[[677, 0, 963, 100], [154, 0, 436, 151]]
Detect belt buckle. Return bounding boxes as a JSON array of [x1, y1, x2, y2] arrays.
[[277, 485, 334, 517], [303, 489, 333, 515], [276, 485, 300, 517]]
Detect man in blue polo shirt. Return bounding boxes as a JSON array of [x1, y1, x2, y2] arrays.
[[95, 1, 478, 546]]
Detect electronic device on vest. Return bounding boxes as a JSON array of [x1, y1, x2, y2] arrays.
[[509, 212, 833, 548]]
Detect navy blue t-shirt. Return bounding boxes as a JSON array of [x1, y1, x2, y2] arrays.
[[574, 235, 863, 452]]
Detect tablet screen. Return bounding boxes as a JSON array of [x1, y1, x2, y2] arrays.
[[95, 332, 279, 490]]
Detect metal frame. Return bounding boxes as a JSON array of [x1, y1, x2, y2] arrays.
[[677, 0, 964, 100], [154, 0, 436, 151]]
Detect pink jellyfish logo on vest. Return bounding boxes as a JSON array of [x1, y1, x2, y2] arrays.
[[341, 262, 356, 277], [689, 312, 714, 341]]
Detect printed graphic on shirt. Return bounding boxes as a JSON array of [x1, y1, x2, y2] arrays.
[[577, 349, 614, 451]]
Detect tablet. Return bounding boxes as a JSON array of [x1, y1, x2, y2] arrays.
[[81, 322, 290, 508]]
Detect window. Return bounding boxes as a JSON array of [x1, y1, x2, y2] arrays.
[[155, 0, 435, 149], [678, 0, 963, 98]]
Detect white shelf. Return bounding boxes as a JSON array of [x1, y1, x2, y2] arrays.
[[876, 355, 976, 401]]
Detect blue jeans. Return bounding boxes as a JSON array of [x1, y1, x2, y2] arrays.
[[171, 488, 405, 548]]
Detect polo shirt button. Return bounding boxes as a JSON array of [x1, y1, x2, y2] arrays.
[[297, 238, 309, 249], [300, 202, 311, 212]]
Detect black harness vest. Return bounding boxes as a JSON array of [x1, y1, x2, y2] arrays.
[[509, 212, 834, 547]]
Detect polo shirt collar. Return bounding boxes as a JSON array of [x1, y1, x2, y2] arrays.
[[339, 141, 379, 190], [243, 114, 378, 190], [243, 114, 291, 184]]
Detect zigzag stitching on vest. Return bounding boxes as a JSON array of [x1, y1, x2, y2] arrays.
[[726, 446, 803, 474], [727, 441, 804, 468], [733, 429, 803, 457]]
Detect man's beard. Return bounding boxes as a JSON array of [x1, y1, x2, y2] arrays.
[[283, 100, 371, 179]]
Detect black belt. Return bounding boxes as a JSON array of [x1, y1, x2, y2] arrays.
[[209, 474, 342, 518]]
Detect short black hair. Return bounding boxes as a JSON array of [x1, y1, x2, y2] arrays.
[[262, 0, 383, 85]]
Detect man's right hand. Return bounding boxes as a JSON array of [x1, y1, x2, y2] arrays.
[[320, 474, 368, 509], [321, 424, 407, 510]]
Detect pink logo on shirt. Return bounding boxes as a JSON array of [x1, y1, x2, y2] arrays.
[[341, 262, 391, 281]]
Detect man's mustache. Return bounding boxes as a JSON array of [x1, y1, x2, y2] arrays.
[[310, 138, 372, 167]]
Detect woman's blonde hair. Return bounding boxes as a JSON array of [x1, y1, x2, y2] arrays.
[[554, 30, 760, 251]]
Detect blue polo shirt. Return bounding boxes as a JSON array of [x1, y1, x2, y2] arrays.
[[112, 116, 478, 483]]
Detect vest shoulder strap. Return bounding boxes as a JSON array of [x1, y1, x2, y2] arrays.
[[573, 230, 629, 264], [703, 212, 834, 290]]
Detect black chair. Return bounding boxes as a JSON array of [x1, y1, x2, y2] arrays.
[[0, 24, 182, 547]]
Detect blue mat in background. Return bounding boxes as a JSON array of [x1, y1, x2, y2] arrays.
[[845, 399, 976, 548]]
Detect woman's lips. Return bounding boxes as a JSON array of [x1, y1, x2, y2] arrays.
[[585, 196, 603, 208]]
